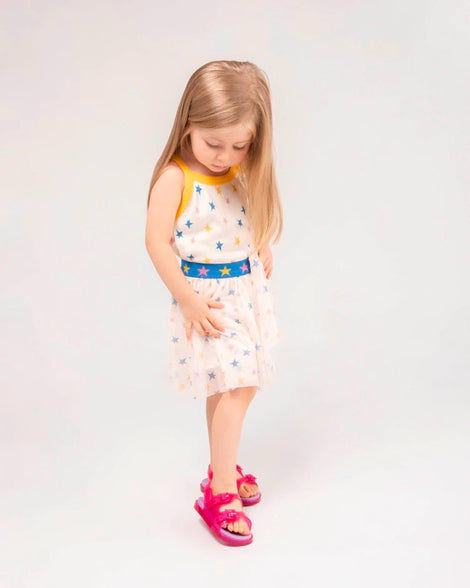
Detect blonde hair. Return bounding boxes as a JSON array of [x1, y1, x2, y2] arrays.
[[147, 60, 283, 250]]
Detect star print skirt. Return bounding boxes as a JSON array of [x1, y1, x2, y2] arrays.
[[168, 252, 280, 399]]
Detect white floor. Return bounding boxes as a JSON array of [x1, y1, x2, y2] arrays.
[[2, 344, 469, 587]]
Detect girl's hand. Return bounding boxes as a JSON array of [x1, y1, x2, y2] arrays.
[[180, 293, 225, 340], [258, 244, 273, 279]]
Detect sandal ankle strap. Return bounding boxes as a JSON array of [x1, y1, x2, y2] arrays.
[[208, 464, 257, 482], [236, 465, 257, 485]]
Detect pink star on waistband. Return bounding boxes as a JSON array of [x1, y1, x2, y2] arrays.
[[198, 266, 209, 276], [240, 263, 249, 273]]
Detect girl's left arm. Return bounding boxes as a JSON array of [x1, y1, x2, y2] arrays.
[[258, 244, 273, 279]]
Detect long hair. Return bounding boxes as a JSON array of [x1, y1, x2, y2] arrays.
[[147, 60, 283, 250]]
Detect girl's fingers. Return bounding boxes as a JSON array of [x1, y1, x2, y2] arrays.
[[184, 296, 226, 338], [185, 317, 224, 339], [187, 321, 207, 340], [206, 298, 224, 309], [201, 318, 221, 338], [208, 315, 225, 334], [188, 320, 210, 339], [203, 298, 225, 333]]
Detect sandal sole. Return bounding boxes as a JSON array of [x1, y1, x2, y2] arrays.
[[194, 497, 253, 547]]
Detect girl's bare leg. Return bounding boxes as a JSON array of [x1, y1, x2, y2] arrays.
[[206, 389, 260, 498], [205, 386, 257, 535]]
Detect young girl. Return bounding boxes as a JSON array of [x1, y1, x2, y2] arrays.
[[145, 60, 283, 546]]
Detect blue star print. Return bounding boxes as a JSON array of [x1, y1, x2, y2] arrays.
[[176, 230, 183, 238], [208, 371, 216, 380], [241, 206, 246, 214], [171, 337, 179, 343], [216, 241, 223, 250], [209, 202, 216, 210], [186, 219, 193, 228], [196, 185, 202, 194], [237, 219, 243, 226], [231, 359, 239, 367]]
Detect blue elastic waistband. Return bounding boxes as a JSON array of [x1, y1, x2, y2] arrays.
[[181, 257, 251, 279]]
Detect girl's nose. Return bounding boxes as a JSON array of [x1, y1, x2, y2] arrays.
[[216, 149, 228, 161]]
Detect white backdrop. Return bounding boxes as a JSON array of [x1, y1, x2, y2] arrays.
[[2, 1, 469, 586]]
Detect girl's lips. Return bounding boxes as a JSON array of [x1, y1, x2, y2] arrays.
[[211, 164, 230, 173]]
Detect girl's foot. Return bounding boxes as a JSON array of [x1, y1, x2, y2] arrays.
[[195, 482, 253, 546], [201, 465, 261, 506], [211, 488, 250, 536], [236, 467, 259, 499]]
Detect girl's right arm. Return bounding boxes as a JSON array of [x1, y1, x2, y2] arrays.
[[145, 163, 225, 340]]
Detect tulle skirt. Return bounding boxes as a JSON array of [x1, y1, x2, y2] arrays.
[[168, 253, 279, 399]]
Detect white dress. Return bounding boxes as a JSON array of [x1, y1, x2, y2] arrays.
[[168, 155, 279, 399]]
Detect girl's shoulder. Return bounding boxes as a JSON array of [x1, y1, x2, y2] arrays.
[[157, 159, 185, 189], [148, 160, 185, 210]]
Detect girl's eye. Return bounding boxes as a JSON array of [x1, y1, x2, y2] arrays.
[[234, 145, 248, 151], [206, 142, 220, 149]]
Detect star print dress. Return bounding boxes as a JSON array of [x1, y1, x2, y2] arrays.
[[167, 154, 279, 399]]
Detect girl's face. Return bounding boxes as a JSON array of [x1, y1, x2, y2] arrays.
[[188, 121, 254, 176]]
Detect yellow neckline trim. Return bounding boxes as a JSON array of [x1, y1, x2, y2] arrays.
[[172, 154, 238, 185]]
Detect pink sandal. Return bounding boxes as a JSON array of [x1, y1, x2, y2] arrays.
[[194, 481, 253, 546], [200, 465, 262, 506]]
